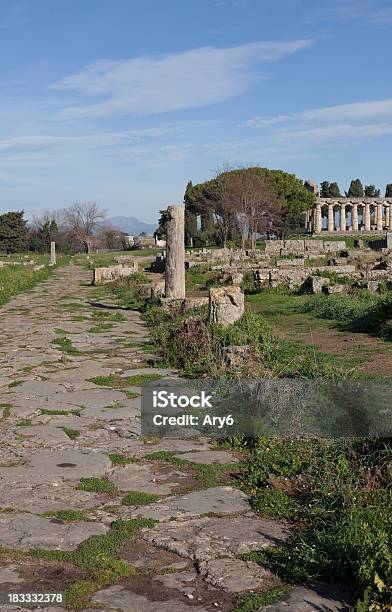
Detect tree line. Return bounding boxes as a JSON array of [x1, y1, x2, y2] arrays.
[[156, 165, 315, 248], [320, 179, 392, 199], [0, 202, 127, 255]]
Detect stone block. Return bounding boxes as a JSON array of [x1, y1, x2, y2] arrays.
[[253, 269, 270, 287], [323, 241, 347, 253], [284, 239, 305, 254], [208, 287, 244, 326], [264, 240, 284, 254], [366, 280, 381, 293], [304, 240, 324, 252], [323, 284, 347, 294], [276, 258, 305, 267], [93, 264, 138, 284], [303, 275, 330, 294]]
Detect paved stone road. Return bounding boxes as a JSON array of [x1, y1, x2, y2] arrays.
[[0, 265, 351, 611]]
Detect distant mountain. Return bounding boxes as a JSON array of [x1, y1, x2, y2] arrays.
[[103, 216, 156, 235]]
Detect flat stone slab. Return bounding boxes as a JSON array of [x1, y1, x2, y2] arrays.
[[92, 585, 210, 611], [48, 389, 128, 408], [27, 449, 112, 480], [8, 381, 67, 397], [0, 480, 104, 513], [153, 570, 198, 596], [109, 463, 188, 495], [0, 513, 108, 550], [264, 584, 353, 611], [174, 450, 238, 464], [127, 486, 250, 521], [144, 514, 290, 561], [200, 558, 276, 593], [15, 426, 71, 445]]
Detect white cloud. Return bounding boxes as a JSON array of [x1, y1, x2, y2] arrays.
[[243, 98, 392, 146], [273, 122, 392, 143], [0, 128, 171, 154], [52, 40, 313, 119], [244, 98, 392, 129]]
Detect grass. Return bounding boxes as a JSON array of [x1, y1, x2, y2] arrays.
[[232, 436, 392, 610], [61, 427, 80, 439], [89, 373, 162, 388], [0, 403, 12, 418], [88, 322, 115, 333], [42, 509, 92, 522], [28, 517, 156, 609], [233, 587, 289, 612], [52, 336, 81, 355], [40, 408, 71, 416], [91, 309, 126, 322], [0, 254, 69, 306], [8, 379, 23, 388], [108, 453, 139, 465], [76, 477, 119, 496], [122, 491, 160, 506], [144, 450, 238, 489]]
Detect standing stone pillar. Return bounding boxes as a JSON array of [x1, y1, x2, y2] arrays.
[[352, 204, 359, 232], [327, 203, 334, 232], [364, 203, 371, 231], [340, 203, 346, 232], [377, 202, 383, 231], [165, 205, 185, 299], [315, 203, 322, 233], [389, 205, 392, 231], [50, 241, 56, 265]]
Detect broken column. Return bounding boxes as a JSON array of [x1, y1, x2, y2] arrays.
[[50, 241, 56, 265], [165, 205, 185, 299], [208, 287, 244, 326]]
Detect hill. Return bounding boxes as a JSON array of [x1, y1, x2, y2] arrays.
[[103, 216, 156, 235]]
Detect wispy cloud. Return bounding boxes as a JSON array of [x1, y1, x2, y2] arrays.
[[52, 40, 313, 119], [0, 128, 171, 154], [243, 98, 392, 145]]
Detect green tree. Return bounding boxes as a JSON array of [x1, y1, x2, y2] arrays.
[[386, 184, 392, 197], [364, 185, 381, 197], [0, 211, 27, 253], [154, 209, 170, 240], [346, 179, 364, 197], [329, 182, 341, 197], [183, 181, 198, 246], [320, 181, 331, 198]]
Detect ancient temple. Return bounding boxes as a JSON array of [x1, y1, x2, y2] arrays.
[[306, 198, 392, 233]]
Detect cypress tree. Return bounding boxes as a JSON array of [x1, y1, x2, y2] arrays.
[[346, 179, 364, 198], [320, 181, 330, 198], [183, 181, 198, 246], [0, 211, 27, 253], [329, 182, 341, 197], [386, 184, 392, 197]]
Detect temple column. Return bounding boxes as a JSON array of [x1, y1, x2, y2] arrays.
[[315, 203, 322, 233], [389, 204, 392, 230], [377, 202, 383, 231], [364, 203, 371, 231], [327, 203, 334, 232], [340, 203, 346, 232], [165, 205, 185, 298], [352, 204, 359, 231]]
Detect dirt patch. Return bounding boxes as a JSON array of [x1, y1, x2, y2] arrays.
[[119, 538, 190, 570], [116, 574, 233, 611], [0, 556, 86, 593], [288, 328, 392, 375]]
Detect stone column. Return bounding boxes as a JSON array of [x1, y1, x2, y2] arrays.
[[389, 204, 392, 231], [377, 202, 383, 231], [315, 203, 322, 233], [364, 203, 371, 231], [340, 203, 346, 232], [50, 241, 56, 265], [328, 203, 334, 232], [165, 205, 185, 299], [352, 204, 358, 232]]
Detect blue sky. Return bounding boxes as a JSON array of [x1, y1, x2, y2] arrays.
[[1, 0, 391, 223]]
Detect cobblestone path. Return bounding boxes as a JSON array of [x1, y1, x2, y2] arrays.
[[0, 265, 350, 611]]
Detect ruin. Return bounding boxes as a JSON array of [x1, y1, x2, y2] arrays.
[[93, 263, 138, 284], [165, 205, 185, 299], [307, 198, 392, 234], [50, 241, 56, 265], [208, 287, 244, 326]]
